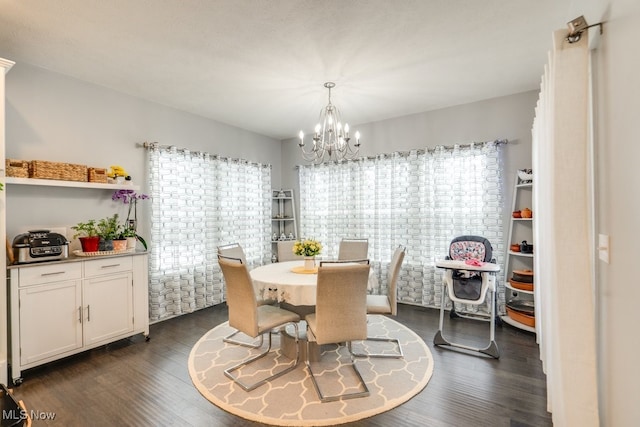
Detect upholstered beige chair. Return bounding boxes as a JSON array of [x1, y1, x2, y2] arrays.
[[218, 243, 274, 348], [277, 240, 303, 262], [352, 245, 406, 358], [217, 242, 247, 264], [305, 262, 371, 402], [338, 238, 369, 261], [218, 255, 301, 391]]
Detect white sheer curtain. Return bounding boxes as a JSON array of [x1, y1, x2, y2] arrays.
[[532, 30, 598, 424], [299, 142, 505, 313], [147, 145, 271, 322]]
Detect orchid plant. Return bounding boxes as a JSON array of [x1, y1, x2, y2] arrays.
[[112, 189, 149, 249]]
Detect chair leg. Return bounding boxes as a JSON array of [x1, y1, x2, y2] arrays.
[[350, 337, 403, 358], [305, 340, 370, 402], [223, 329, 264, 349], [224, 322, 299, 391], [433, 284, 500, 359]]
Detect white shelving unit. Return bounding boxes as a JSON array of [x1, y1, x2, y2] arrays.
[[5, 176, 140, 191], [501, 174, 536, 333], [271, 189, 297, 261]]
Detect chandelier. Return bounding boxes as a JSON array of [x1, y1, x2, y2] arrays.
[[298, 82, 361, 163]]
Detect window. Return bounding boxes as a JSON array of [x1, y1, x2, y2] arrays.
[[147, 145, 271, 321], [299, 142, 504, 311]]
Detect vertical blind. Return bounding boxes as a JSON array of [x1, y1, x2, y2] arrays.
[[147, 145, 271, 322], [298, 142, 505, 313]]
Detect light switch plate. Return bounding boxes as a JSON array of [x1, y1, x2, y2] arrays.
[[598, 234, 610, 264]]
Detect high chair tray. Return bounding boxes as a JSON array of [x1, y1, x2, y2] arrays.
[[435, 259, 500, 272]]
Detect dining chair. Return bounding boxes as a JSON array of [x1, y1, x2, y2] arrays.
[[277, 240, 303, 262], [305, 262, 371, 402], [351, 245, 406, 358], [338, 238, 369, 261], [217, 242, 247, 264], [218, 255, 301, 391], [217, 244, 274, 348]]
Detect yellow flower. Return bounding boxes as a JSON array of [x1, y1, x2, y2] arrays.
[[107, 165, 128, 178], [293, 239, 322, 257]]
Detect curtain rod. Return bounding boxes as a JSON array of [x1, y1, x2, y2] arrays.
[[137, 141, 272, 168], [294, 139, 508, 167]]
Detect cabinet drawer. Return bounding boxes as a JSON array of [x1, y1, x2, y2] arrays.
[[84, 256, 133, 278], [18, 262, 82, 287]]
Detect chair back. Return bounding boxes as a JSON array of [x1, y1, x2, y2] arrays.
[[338, 238, 369, 261], [218, 255, 259, 337], [277, 240, 303, 262], [387, 245, 406, 316], [314, 263, 370, 345], [448, 235, 493, 262], [218, 243, 247, 265], [320, 259, 370, 266]]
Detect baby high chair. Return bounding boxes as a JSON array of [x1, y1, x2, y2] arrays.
[[433, 235, 500, 358]]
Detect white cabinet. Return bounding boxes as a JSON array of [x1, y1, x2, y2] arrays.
[[8, 253, 149, 385], [501, 174, 536, 332], [271, 189, 298, 261], [18, 277, 83, 366], [83, 256, 134, 346]]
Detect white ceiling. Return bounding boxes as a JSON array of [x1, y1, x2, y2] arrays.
[[0, 0, 578, 140]]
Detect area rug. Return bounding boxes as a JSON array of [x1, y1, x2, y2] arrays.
[[188, 315, 433, 426]]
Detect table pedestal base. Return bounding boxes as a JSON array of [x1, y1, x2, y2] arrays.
[[281, 321, 320, 362]]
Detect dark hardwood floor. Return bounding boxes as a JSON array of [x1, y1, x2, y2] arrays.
[[7, 304, 552, 426]]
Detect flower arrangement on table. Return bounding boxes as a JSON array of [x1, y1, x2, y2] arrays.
[[112, 189, 149, 250], [293, 239, 322, 257]]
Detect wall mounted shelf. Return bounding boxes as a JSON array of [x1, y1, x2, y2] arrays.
[[5, 177, 140, 191]]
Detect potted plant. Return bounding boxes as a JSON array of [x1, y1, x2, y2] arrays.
[[107, 165, 128, 184], [119, 225, 147, 250], [97, 214, 122, 251], [112, 189, 149, 251], [293, 238, 323, 270], [71, 219, 100, 252]]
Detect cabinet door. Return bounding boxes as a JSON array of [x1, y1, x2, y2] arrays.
[[19, 280, 83, 365], [83, 272, 134, 346]]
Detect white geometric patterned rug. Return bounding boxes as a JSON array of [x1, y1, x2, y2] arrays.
[[188, 315, 433, 426]]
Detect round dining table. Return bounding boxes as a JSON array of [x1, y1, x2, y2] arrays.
[[250, 260, 378, 361], [250, 260, 378, 307]]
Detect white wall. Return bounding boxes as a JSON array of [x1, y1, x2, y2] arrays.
[[281, 90, 539, 247], [4, 62, 282, 246], [590, 1, 640, 425]]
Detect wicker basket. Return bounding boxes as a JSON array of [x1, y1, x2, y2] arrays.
[[5, 159, 29, 178], [88, 167, 108, 183], [29, 160, 88, 182]]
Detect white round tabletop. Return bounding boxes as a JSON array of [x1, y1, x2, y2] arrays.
[[250, 260, 378, 306]]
